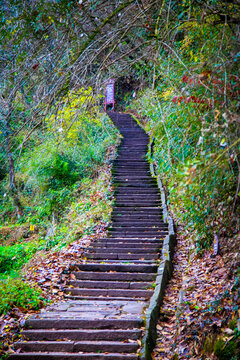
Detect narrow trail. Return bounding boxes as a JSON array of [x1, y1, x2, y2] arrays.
[[9, 113, 167, 360]]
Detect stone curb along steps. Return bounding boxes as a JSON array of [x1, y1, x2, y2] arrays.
[[8, 113, 176, 360]]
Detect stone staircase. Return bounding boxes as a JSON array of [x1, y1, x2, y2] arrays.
[[8, 112, 167, 360]]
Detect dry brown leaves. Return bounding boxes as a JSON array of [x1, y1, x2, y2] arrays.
[[153, 228, 239, 360]]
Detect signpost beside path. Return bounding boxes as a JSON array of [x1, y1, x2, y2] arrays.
[[104, 79, 115, 111]]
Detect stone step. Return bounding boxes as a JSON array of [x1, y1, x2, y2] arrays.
[[87, 246, 160, 252], [113, 166, 150, 170], [72, 271, 156, 281], [114, 183, 158, 189], [92, 241, 163, 247], [113, 158, 148, 162], [111, 211, 163, 217], [115, 202, 160, 208], [114, 195, 160, 200], [86, 259, 155, 264], [85, 253, 158, 260], [109, 223, 166, 228], [13, 340, 138, 353], [119, 139, 148, 143], [114, 192, 160, 197], [75, 263, 157, 273], [115, 156, 147, 161], [21, 329, 142, 341], [65, 295, 148, 302], [114, 174, 154, 179], [110, 219, 165, 225], [68, 280, 152, 289], [95, 237, 163, 241], [109, 229, 167, 236], [111, 219, 163, 225], [114, 186, 159, 191], [65, 288, 153, 298], [113, 168, 150, 172], [109, 227, 166, 231], [113, 162, 149, 170], [92, 239, 163, 245], [107, 235, 164, 240], [9, 353, 138, 359], [112, 206, 162, 211], [25, 318, 144, 330]]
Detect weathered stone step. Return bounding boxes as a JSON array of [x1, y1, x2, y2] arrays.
[[114, 194, 159, 200], [112, 212, 163, 216], [113, 172, 151, 177], [114, 183, 158, 189], [109, 226, 166, 231], [114, 192, 159, 198], [25, 318, 144, 330], [107, 235, 164, 240], [93, 238, 163, 245], [65, 295, 149, 301], [115, 203, 160, 208], [112, 212, 163, 218], [113, 158, 148, 162], [114, 174, 154, 179], [109, 229, 167, 236], [75, 263, 157, 273], [8, 353, 138, 359], [116, 156, 146, 160], [85, 253, 158, 260], [114, 188, 159, 193], [114, 167, 149, 171], [87, 244, 161, 250], [96, 236, 163, 241], [21, 329, 142, 341], [119, 140, 147, 143], [109, 223, 166, 228], [99, 241, 162, 247], [72, 271, 156, 281], [86, 259, 155, 264], [65, 288, 153, 298], [111, 219, 163, 224], [68, 280, 152, 289], [112, 206, 162, 211], [113, 182, 157, 188], [113, 157, 149, 168], [14, 340, 138, 353], [94, 237, 163, 242], [113, 166, 149, 170], [110, 220, 164, 226], [87, 246, 160, 252]]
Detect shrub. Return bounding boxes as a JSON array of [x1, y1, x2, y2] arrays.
[[0, 277, 44, 314], [0, 241, 43, 274]]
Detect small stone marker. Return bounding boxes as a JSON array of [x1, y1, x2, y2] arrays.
[[213, 234, 219, 256], [104, 79, 115, 111]]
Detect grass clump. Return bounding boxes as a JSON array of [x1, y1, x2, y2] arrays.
[[0, 277, 45, 314]]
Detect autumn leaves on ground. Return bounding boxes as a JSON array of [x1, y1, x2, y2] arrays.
[[153, 229, 240, 360]]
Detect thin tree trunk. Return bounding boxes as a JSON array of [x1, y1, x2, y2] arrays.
[[6, 118, 23, 218]]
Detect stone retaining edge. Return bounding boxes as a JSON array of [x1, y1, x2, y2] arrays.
[[139, 139, 177, 360]]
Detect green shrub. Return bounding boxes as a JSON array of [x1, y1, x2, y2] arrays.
[[0, 241, 43, 274], [214, 336, 239, 360], [0, 277, 44, 314]]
